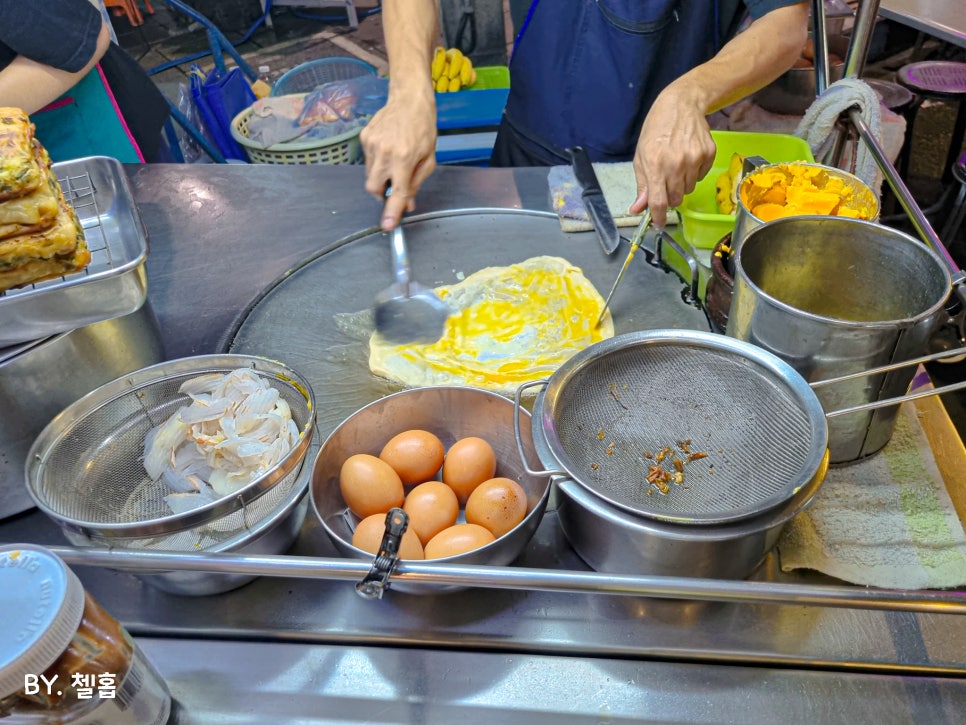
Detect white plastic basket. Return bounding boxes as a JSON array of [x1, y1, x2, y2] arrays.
[[230, 103, 362, 165]]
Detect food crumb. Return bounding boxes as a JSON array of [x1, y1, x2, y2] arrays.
[[640, 442, 709, 494]]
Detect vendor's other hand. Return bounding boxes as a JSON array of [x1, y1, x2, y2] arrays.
[[361, 89, 437, 230], [629, 87, 716, 229]]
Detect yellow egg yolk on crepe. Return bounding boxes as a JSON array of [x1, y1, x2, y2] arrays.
[[369, 255, 615, 393]]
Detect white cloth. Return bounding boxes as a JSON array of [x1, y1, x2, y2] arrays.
[[795, 78, 883, 189], [778, 400, 966, 590]]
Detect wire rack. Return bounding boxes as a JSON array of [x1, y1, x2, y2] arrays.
[[0, 156, 149, 347]]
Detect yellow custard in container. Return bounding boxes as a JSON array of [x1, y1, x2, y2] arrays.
[[739, 162, 878, 223]]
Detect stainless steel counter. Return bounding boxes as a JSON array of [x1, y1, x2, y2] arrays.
[[878, 0, 966, 49], [3, 164, 965, 723]]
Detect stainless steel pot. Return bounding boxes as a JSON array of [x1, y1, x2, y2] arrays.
[[727, 216, 953, 462], [0, 302, 165, 519], [514, 330, 831, 579], [542, 420, 827, 580]]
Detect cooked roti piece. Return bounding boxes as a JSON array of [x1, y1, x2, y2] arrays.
[[0, 164, 60, 237], [0, 182, 87, 291], [0, 234, 90, 291], [0, 108, 43, 201], [369, 255, 615, 394]]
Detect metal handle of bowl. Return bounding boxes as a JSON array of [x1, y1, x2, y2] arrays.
[[653, 230, 700, 306], [513, 380, 568, 478], [355, 507, 409, 600], [812, 345, 966, 417]]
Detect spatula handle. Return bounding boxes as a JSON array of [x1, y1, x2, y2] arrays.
[[390, 225, 412, 294]]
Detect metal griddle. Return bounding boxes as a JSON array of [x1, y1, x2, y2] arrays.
[[224, 209, 711, 440]]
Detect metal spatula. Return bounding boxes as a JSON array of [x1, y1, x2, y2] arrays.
[[373, 221, 449, 345]]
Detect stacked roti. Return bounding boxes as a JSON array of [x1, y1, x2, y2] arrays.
[[0, 108, 89, 292]]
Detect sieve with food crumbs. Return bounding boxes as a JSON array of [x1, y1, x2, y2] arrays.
[[25, 354, 316, 550]]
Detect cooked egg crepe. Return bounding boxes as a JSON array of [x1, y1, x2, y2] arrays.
[[0, 108, 43, 201], [369, 255, 614, 394]]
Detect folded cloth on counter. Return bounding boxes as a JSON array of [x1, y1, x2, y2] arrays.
[[778, 386, 966, 590], [795, 78, 883, 192], [548, 162, 679, 233]]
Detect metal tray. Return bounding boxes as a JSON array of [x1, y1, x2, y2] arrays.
[[0, 156, 149, 347]]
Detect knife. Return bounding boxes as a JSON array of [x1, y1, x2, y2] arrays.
[[567, 146, 621, 255]]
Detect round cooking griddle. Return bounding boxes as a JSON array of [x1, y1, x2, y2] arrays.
[[224, 209, 711, 441]]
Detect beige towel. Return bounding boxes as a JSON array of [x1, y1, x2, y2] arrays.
[[548, 162, 678, 233], [778, 399, 966, 590]]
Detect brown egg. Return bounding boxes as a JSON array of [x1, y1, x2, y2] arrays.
[[424, 523, 496, 559], [442, 436, 497, 504], [379, 429, 445, 486], [403, 481, 460, 545], [339, 453, 404, 518], [352, 513, 424, 560], [465, 477, 528, 538]]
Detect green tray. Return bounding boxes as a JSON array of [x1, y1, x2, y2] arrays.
[[467, 65, 510, 90], [678, 130, 814, 249]]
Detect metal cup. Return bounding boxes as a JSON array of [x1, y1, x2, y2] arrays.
[[731, 162, 879, 259], [726, 216, 952, 463]]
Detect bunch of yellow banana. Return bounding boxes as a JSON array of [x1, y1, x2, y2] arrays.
[[714, 152, 745, 214], [431, 47, 478, 92]]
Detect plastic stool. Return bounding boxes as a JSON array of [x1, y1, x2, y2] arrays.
[[896, 60, 966, 186], [864, 78, 914, 113]]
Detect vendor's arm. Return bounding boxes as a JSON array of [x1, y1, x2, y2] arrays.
[[629, 2, 809, 228], [0, 5, 111, 114], [360, 0, 439, 230]]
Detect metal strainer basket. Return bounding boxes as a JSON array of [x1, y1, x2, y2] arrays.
[[515, 330, 829, 525], [26, 354, 317, 550]]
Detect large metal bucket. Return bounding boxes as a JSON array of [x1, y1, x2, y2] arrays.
[[726, 216, 952, 463]]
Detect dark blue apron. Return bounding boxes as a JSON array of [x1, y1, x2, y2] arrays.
[[493, 0, 724, 165]]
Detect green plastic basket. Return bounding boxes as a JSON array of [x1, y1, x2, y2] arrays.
[[467, 65, 510, 90], [677, 130, 815, 249], [230, 100, 362, 165]]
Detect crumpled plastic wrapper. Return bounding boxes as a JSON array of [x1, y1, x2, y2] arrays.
[[244, 76, 388, 148]]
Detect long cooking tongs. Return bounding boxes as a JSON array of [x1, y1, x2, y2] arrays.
[[595, 209, 652, 328]]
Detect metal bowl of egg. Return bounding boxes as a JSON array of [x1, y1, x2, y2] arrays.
[[311, 385, 553, 594], [26, 354, 317, 595]]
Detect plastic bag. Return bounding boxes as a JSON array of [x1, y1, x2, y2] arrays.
[[171, 82, 220, 163], [244, 77, 388, 149], [189, 65, 256, 161]]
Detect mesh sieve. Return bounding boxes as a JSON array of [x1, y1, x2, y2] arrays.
[[537, 331, 829, 525], [26, 355, 316, 547]]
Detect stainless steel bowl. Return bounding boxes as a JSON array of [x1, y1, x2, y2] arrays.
[[534, 391, 827, 579], [26, 354, 317, 546], [751, 35, 849, 116], [311, 386, 552, 594], [62, 443, 314, 596], [752, 63, 845, 116]]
